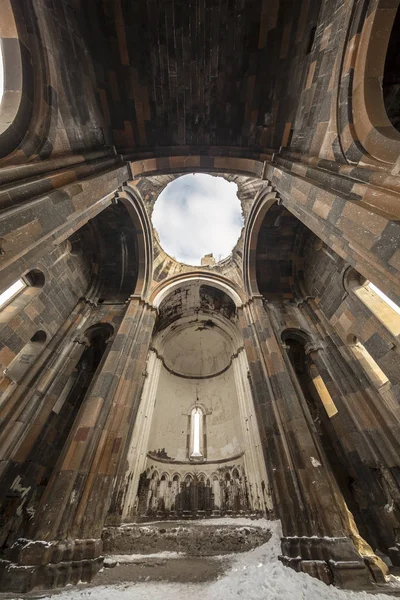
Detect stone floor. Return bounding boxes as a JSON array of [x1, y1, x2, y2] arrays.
[[1, 520, 400, 599]]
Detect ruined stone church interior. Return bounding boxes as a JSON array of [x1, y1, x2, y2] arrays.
[[0, 0, 400, 598]]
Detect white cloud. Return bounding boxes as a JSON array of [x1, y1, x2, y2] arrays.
[[152, 174, 243, 265]]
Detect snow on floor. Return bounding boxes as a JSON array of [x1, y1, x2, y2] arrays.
[[29, 519, 400, 600], [104, 551, 184, 564]]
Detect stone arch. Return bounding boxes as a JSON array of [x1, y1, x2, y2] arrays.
[[339, 0, 400, 167], [81, 322, 114, 345], [243, 189, 281, 296], [231, 467, 240, 479], [244, 192, 305, 299], [184, 473, 194, 485], [115, 186, 153, 299], [0, 0, 33, 158], [281, 328, 313, 346], [150, 272, 246, 309], [129, 152, 269, 179]]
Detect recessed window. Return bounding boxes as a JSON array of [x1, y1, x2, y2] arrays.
[[0, 279, 26, 309], [152, 174, 243, 265], [354, 280, 400, 337], [190, 406, 204, 458], [368, 282, 400, 316], [347, 334, 389, 389]]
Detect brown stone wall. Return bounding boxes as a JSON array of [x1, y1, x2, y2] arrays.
[[0, 0, 107, 163], [265, 297, 400, 559], [0, 240, 91, 389], [0, 302, 125, 550], [267, 162, 400, 309], [302, 233, 400, 398]]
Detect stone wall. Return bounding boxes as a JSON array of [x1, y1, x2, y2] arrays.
[[302, 233, 400, 398], [0, 240, 91, 386], [147, 366, 243, 462]]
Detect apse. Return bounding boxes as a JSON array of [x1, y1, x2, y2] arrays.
[[120, 279, 272, 520]]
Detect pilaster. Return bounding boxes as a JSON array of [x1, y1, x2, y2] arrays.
[[239, 296, 382, 588], [0, 297, 157, 592]]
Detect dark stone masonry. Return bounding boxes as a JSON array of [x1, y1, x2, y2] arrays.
[[0, 0, 399, 594]]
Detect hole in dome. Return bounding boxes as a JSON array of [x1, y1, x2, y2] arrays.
[[152, 174, 243, 266]]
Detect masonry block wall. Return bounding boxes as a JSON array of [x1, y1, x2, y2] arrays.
[[0, 240, 91, 384], [0, 0, 399, 593], [302, 233, 400, 398]]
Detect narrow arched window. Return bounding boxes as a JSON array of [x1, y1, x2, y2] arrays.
[[0, 278, 25, 309], [190, 406, 204, 458], [356, 281, 400, 337], [0, 270, 45, 314], [348, 335, 389, 389], [345, 269, 400, 338]]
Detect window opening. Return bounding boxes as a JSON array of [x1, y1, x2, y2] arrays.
[[0, 279, 26, 309], [191, 407, 202, 457], [348, 335, 389, 389], [306, 26, 316, 54], [367, 282, 400, 315], [353, 278, 400, 337]]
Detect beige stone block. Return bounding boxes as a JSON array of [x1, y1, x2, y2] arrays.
[[305, 61, 316, 90]]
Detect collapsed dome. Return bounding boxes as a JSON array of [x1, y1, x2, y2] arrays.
[[152, 173, 243, 266]]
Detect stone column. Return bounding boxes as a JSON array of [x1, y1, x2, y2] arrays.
[[1, 297, 157, 592], [231, 348, 273, 515], [304, 337, 400, 566], [120, 348, 163, 522], [0, 300, 93, 470], [238, 296, 383, 588]]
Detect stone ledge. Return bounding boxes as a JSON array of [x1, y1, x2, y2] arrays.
[[6, 537, 102, 566], [103, 522, 271, 556], [0, 556, 103, 593], [279, 535, 383, 589]]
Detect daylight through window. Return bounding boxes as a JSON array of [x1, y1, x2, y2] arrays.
[[0, 279, 26, 309], [191, 407, 203, 458], [354, 280, 400, 337]]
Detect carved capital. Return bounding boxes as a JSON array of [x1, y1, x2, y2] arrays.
[[304, 342, 324, 356]]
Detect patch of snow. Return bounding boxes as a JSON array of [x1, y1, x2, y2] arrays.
[[15, 538, 52, 548], [104, 552, 184, 565], [26, 520, 398, 600], [191, 517, 272, 529]]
